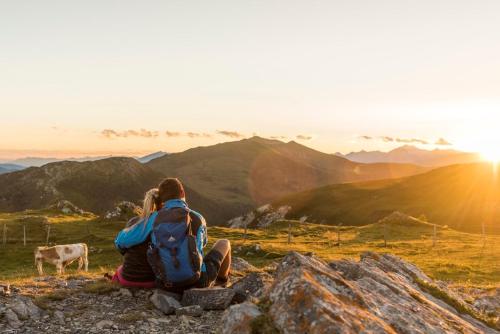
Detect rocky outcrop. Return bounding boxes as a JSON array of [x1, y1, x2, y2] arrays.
[[102, 201, 140, 221], [227, 204, 291, 228], [0, 276, 222, 333], [49, 200, 84, 215], [1, 254, 498, 334], [222, 252, 499, 334]]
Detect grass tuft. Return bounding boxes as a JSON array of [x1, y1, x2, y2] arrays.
[[116, 312, 145, 324], [83, 279, 120, 295], [415, 278, 499, 330], [250, 298, 280, 334]]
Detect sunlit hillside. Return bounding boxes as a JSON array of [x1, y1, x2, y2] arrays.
[[1, 210, 497, 288], [275, 162, 500, 233]]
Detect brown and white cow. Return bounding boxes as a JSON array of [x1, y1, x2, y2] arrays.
[[34, 243, 88, 275]]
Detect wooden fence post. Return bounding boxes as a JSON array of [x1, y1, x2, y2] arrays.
[[383, 223, 387, 247], [433, 224, 437, 247], [46, 225, 51, 246], [337, 223, 342, 247], [287, 222, 292, 244], [23, 224, 27, 247], [482, 221, 486, 247]]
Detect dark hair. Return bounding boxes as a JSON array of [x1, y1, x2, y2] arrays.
[[156, 178, 185, 207]]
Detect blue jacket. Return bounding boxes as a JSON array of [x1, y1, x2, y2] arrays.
[[115, 199, 208, 271]]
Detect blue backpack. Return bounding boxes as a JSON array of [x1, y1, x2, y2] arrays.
[[147, 206, 202, 288]]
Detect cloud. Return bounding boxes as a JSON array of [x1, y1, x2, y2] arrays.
[[371, 136, 429, 145], [101, 129, 120, 138], [435, 138, 452, 146], [216, 130, 245, 138], [296, 135, 313, 140], [395, 138, 429, 145], [165, 131, 182, 137], [186, 132, 212, 138], [101, 129, 159, 139], [270, 136, 287, 140]]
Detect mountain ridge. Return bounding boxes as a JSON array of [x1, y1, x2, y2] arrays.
[[147, 136, 427, 211], [0, 137, 428, 225], [337, 145, 481, 167]]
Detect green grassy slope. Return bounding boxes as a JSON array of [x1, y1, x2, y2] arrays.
[[1, 210, 497, 288], [275, 163, 500, 233]]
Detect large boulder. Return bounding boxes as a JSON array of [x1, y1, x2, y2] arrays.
[[231, 272, 273, 302], [262, 252, 498, 334], [7, 297, 41, 321]]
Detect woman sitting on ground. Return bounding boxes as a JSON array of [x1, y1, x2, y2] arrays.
[[110, 188, 159, 288], [114, 178, 231, 290]]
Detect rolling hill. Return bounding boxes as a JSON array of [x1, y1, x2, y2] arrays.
[[0, 157, 229, 224], [337, 145, 481, 167], [0, 138, 428, 225], [274, 162, 500, 233], [147, 136, 427, 212]]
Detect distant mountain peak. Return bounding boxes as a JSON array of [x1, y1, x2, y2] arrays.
[[390, 145, 420, 152], [343, 145, 480, 167], [247, 136, 284, 145], [137, 151, 168, 163]]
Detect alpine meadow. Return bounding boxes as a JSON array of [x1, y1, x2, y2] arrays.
[[1, 1, 499, 333]]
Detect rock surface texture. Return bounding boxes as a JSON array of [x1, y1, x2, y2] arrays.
[[263, 251, 499, 334], [1, 254, 498, 333]]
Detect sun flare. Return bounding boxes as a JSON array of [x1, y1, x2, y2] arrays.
[[481, 148, 500, 163]]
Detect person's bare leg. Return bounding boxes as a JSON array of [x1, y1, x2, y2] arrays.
[[212, 239, 231, 280]]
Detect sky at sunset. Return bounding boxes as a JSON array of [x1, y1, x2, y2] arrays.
[[1, 1, 499, 159]]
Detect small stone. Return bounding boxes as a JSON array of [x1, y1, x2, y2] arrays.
[[150, 290, 181, 315], [96, 320, 115, 329], [119, 288, 133, 297], [175, 305, 203, 317], [5, 308, 22, 328], [54, 310, 65, 325]]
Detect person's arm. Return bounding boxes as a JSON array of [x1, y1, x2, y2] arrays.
[[191, 211, 208, 251], [190, 210, 208, 272], [114, 212, 157, 251]]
